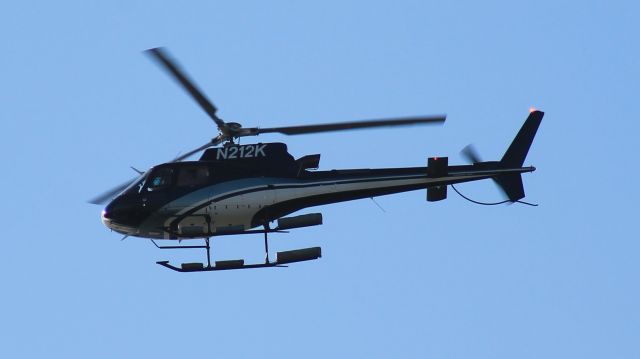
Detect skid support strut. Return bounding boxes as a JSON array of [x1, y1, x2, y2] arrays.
[[263, 223, 270, 264], [205, 238, 211, 268]]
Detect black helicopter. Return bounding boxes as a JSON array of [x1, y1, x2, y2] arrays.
[[90, 47, 543, 272]]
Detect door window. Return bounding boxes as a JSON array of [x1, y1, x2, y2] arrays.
[[177, 165, 210, 187]]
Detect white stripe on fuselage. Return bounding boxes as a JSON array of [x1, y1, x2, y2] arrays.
[[139, 173, 490, 238]]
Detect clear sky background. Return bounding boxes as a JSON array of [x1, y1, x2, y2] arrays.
[[1, 1, 638, 358]]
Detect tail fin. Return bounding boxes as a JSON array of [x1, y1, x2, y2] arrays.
[[501, 110, 544, 167], [494, 110, 544, 201]]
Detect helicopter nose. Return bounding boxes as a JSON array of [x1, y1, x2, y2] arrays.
[[101, 198, 146, 233], [101, 202, 118, 223], [101, 207, 118, 226]]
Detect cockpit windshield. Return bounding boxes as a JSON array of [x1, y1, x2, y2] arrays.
[[122, 174, 147, 196], [144, 167, 175, 192]]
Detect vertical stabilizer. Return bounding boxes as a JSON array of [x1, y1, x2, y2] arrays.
[[500, 110, 544, 167], [495, 110, 543, 201]]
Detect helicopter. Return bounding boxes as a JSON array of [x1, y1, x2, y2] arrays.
[[90, 47, 543, 272]]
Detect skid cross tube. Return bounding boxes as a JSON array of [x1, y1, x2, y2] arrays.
[[161, 227, 289, 239]]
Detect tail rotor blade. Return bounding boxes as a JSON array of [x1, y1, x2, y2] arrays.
[[461, 144, 482, 163]]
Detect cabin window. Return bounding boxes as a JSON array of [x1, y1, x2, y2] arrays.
[[177, 165, 210, 187], [145, 167, 174, 192]]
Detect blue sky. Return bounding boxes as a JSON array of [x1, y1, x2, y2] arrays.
[[1, 1, 638, 358]]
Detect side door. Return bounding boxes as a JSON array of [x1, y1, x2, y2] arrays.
[[170, 164, 214, 236]]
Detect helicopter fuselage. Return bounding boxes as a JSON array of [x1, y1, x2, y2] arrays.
[[92, 47, 542, 271], [100, 142, 532, 240]]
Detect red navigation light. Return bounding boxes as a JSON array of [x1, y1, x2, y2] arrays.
[[529, 107, 537, 113]]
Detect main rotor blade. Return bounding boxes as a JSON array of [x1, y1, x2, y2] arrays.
[[88, 178, 138, 205], [171, 137, 224, 162], [249, 115, 446, 136], [144, 47, 226, 129]]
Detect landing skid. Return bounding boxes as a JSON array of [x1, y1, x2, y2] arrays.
[[151, 225, 321, 272]]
